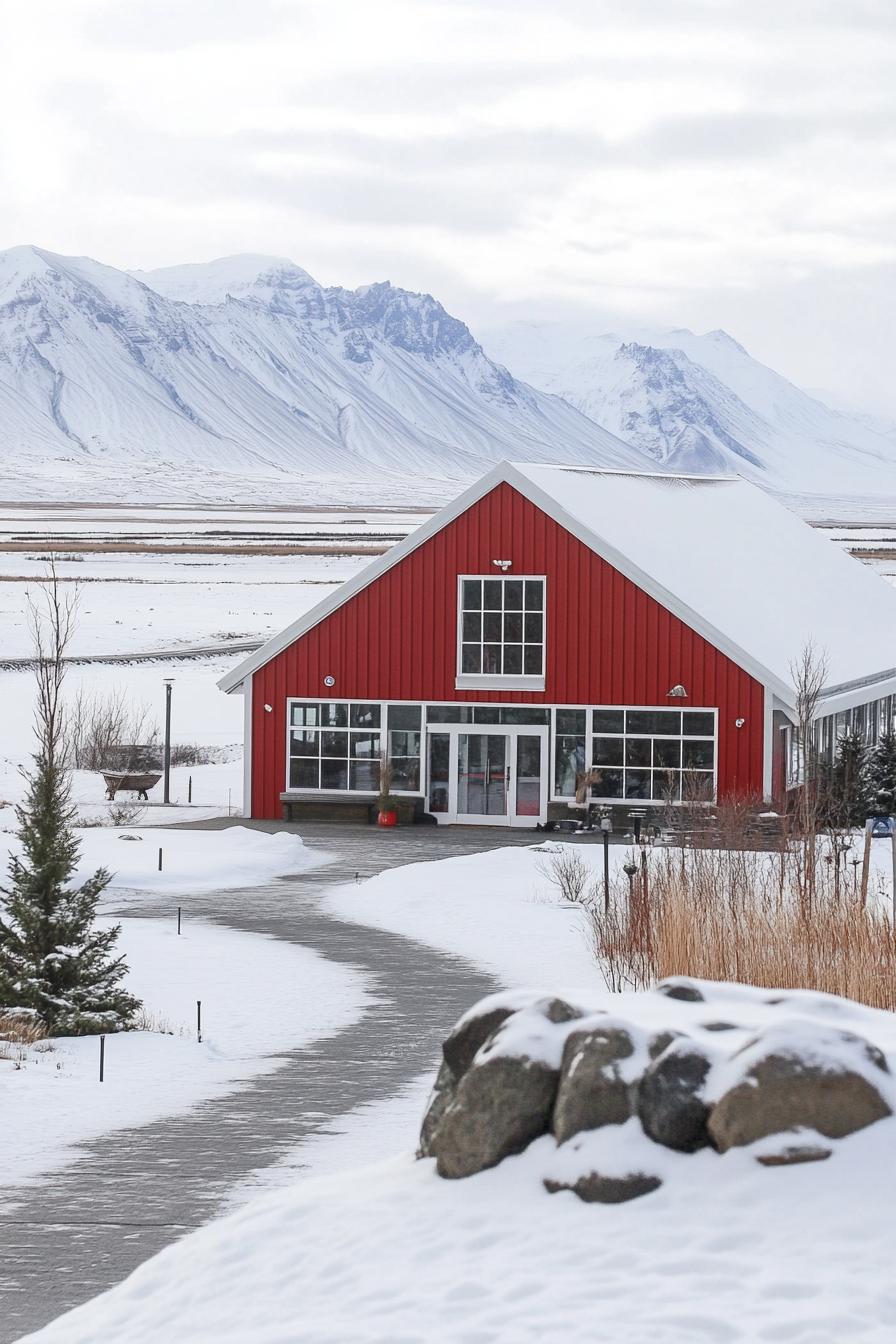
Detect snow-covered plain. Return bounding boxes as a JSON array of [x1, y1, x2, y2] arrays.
[[0, 826, 369, 1192]]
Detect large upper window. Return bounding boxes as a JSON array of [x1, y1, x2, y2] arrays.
[[457, 577, 545, 684]]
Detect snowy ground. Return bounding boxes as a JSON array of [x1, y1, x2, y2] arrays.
[[0, 826, 371, 1194], [26, 973, 896, 1344]]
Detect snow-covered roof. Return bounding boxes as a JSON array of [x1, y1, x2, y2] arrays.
[[220, 461, 896, 708], [512, 463, 896, 705]]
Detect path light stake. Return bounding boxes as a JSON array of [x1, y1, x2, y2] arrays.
[[163, 679, 173, 804], [860, 820, 872, 908], [177, 906, 181, 936], [600, 812, 611, 913], [197, 1000, 202, 1043], [188, 775, 192, 805], [158, 847, 163, 872], [99, 1034, 105, 1083]]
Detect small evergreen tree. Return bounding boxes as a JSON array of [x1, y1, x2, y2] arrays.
[[827, 729, 871, 828], [867, 730, 896, 818], [0, 567, 139, 1035]]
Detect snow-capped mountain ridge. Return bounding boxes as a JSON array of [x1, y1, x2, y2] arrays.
[[482, 319, 896, 497], [2, 246, 896, 505], [0, 246, 647, 501]]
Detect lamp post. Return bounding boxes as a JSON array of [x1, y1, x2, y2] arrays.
[[600, 811, 612, 912], [163, 679, 173, 805]]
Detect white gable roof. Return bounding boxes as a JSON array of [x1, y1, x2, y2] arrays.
[[219, 461, 896, 708]]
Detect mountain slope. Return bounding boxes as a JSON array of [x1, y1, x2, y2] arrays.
[[481, 321, 896, 498], [0, 247, 647, 502]]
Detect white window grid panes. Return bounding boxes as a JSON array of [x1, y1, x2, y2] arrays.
[[458, 576, 545, 678], [550, 706, 717, 803], [286, 700, 423, 793]]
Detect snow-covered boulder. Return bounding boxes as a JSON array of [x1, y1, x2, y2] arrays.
[[553, 1019, 650, 1142], [707, 1022, 892, 1152], [433, 1056, 559, 1179], [637, 1037, 716, 1153], [420, 983, 896, 1201], [425, 995, 583, 1178]]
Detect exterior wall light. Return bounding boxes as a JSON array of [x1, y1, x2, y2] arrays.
[[263, 703, 273, 713], [323, 675, 336, 687], [666, 684, 688, 698], [491, 559, 513, 571], [735, 717, 745, 728]]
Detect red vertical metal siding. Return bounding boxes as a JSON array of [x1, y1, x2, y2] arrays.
[[250, 483, 766, 818]]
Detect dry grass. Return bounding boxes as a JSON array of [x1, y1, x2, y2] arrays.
[[0, 1011, 51, 1065], [132, 1006, 188, 1036], [590, 829, 896, 1011], [0, 1011, 48, 1047]]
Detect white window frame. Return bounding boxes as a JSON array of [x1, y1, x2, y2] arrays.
[[285, 699, 424, 796], [455, 574, 547, 692], [549, 704, 719, 806]]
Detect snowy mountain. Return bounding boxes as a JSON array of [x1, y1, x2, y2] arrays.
[[0, 246, 646, 503], [481, 321, 896, 500]]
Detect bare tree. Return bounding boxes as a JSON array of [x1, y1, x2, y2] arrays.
[[789, 640, 828, 909], [25, 557, 78, 772], [67, 687, 160, 771]]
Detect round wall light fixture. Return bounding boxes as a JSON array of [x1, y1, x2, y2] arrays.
[[735, 717, 745, 728], [323, 675, 336, 687]]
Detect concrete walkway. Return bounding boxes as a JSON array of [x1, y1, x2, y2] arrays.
[[0, 824, 542, 1342]]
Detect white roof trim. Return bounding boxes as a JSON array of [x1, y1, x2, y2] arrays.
[[217, 460, 894, 706]]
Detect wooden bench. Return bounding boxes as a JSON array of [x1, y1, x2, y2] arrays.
[[279, 792, 424, 824]]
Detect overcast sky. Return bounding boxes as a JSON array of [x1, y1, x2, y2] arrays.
[[2, 0, 895, 414]]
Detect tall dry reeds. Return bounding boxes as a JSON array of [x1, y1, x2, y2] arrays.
[[590, 824, 896, 1010]]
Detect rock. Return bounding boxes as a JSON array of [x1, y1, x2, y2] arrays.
[[545, 1171, 662, 1204], [418, 1059, 457, 1158], [638, 1038, 713, 1152], [442, 1005, 517, 1080], [655, 978, 705, 1003], [708, 1023, 892, 1152], [647, 1029, 684, 1060], [542, 996, 583, 1025], [432, 1056, 559, 1179], [701, 1021, 738, 1032], [756, 1145, 832, 1167], [441, 995, 581, 1080], [553, 1023, 640, 1142]]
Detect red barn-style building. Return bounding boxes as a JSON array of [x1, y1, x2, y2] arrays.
[[221, 463, 896, 827]]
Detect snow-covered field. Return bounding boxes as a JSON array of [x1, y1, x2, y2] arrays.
[[0, 826, 370, 1193], [24, 842, 896, 1344], [0, 546, 375, 660], [0, 518, 385, 821]]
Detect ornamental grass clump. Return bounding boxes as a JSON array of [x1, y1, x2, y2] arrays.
[[590, 813, 896, 1012]]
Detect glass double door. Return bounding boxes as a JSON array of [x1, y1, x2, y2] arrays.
[[427, 727, 547, 826]]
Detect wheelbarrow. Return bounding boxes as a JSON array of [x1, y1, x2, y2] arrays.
[[102, 771, 162, 802]]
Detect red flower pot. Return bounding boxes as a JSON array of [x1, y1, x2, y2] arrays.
[[377, 810, 397, 827]]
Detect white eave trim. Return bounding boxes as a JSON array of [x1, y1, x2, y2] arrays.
[[218, 460, 797, 701]]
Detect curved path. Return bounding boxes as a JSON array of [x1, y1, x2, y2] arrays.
[[0, 824, 539, 1342]]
